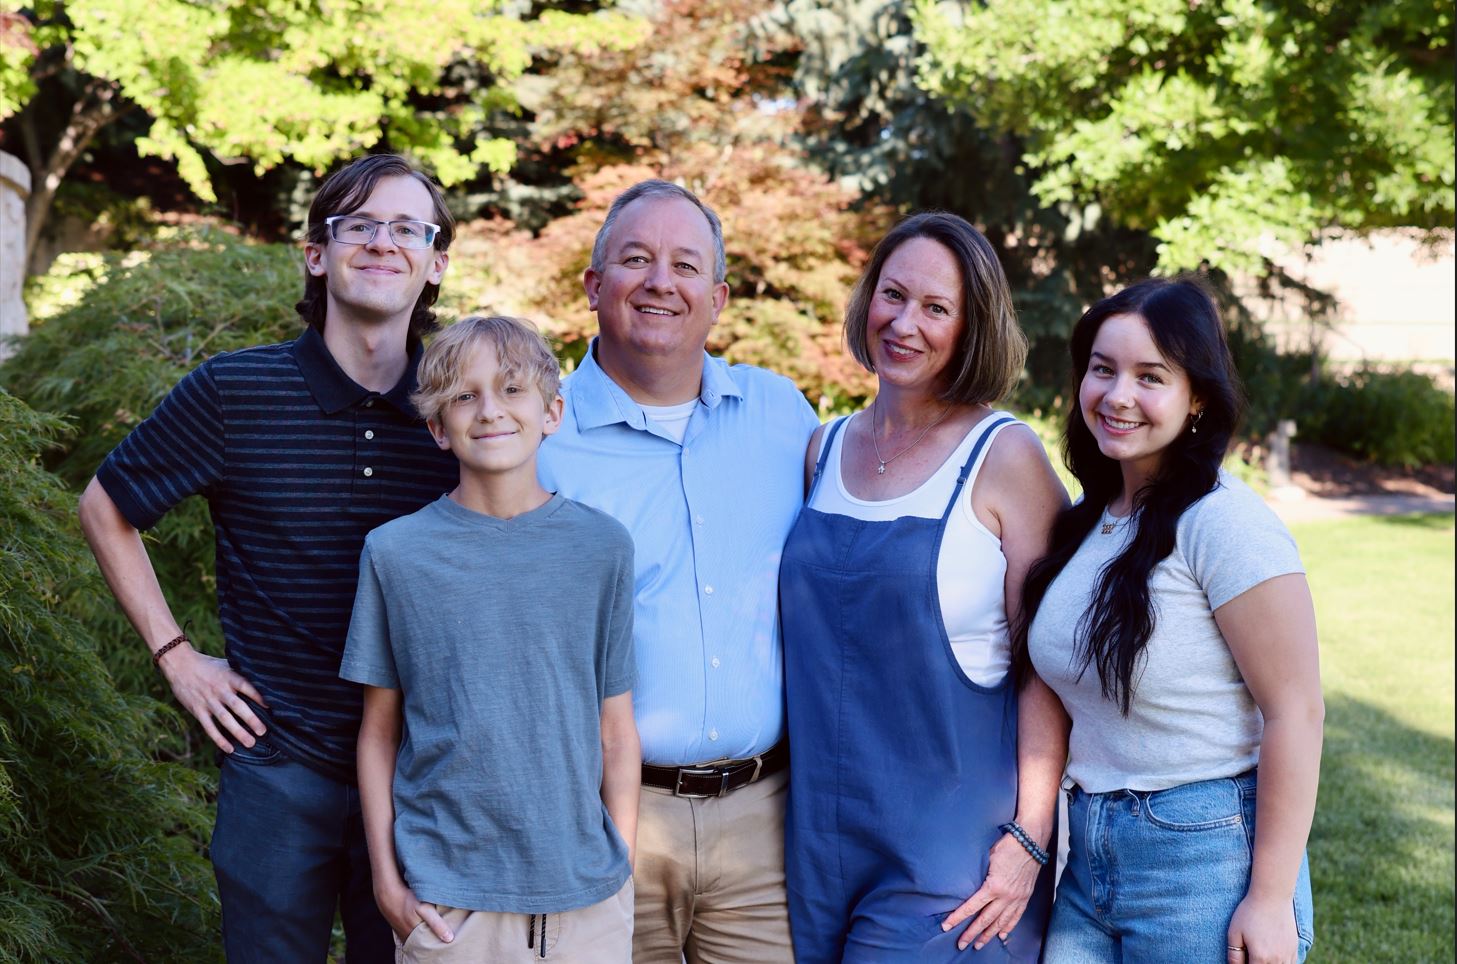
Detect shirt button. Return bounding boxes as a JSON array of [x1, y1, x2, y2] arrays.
[[711, 657, 720, 668], [694, 515, 704, 526], [364, 399, 374, 408], [364, 430, 375, 440], [708, 729, 719, 741], [362, 467, 373, 477], [704, 585, 714, 595]]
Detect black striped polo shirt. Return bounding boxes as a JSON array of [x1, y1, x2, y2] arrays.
[[97, 325, 459, 782]]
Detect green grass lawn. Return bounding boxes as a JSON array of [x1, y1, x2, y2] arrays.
[[1291, 512, 1455, 962]]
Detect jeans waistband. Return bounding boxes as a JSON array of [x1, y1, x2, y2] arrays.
[[1063, 768, 1258, 802]]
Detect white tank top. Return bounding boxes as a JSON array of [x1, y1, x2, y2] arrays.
[[808, 410, 1017, 687]]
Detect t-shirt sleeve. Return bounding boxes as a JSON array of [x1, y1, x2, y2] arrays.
[[1181, 482, 1305, 611], [95, 362, 226, 531], [340, 540, 400, 689], [602, 535, 636, 699]]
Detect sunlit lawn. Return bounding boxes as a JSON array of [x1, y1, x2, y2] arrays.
[[1291, 513, 1455, 962]]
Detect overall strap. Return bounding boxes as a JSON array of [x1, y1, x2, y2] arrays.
[[807, 416, 849, 501], [940, 415, 1017, 520]]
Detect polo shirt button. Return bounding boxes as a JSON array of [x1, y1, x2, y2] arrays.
[[704, 585, 714, 595], [364, 430, 375, 440], [362, 467, 373, 477], [711, 657, 720, 668], [708, 729, 719, 741]]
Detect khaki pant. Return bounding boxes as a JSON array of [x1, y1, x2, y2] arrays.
[[632, 769, 794, 964], [395, 878, 633, 963]]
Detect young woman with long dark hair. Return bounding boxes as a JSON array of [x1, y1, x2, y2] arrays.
[[1018, 277, 1322, 964]]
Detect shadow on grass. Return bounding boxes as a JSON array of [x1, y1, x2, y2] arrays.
[[1308, 692, 1455, 962], [1378, 511, 1455, 531]]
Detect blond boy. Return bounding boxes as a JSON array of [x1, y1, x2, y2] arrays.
[[342, 316, 640, 962]]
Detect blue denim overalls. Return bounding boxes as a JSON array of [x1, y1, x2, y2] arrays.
[[781, 415, 1054, 963]]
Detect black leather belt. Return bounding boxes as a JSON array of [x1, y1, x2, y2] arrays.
[[642, 741, 788, 798]]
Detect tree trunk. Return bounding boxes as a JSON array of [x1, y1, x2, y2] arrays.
[[23, 79, 125, 274]]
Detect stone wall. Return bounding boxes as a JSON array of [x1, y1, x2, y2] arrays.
[[0, 150, 30, 362]]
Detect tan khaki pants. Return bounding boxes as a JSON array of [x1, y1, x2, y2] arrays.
[[395, 878, 633, 963], [632, 769, 794, 964]]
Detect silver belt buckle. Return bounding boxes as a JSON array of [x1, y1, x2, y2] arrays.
[[673, 766, 721, 798]]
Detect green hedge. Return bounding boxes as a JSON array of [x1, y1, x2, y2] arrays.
[[0, 391, 220, 962], [4, 231, 305, 740], [1302, 367, 1456, 468]]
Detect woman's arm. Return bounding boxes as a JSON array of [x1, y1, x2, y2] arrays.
[[945, 423, 1071, 951], [1218, 573, 1324, 964], [802, 422, 827, 497], [600, 690, 642, 869]]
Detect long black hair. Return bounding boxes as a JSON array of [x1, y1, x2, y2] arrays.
[[1013, 276, 1244, 713]]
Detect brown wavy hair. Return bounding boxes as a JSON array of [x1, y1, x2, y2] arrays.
[[295, 154, 455, 349], [844, 211, 1026, 405]]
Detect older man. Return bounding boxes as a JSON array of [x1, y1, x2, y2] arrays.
[[538, 181, 818, 963]]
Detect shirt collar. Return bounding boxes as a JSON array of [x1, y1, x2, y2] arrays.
[[569, 338, 744, 431], [294, 325, 423, 416]]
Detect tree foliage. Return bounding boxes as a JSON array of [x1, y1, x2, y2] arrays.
[[914, 0, 1455, 275], [773, 0, 1158, 391], [0, 389, 220, 962], [1, 0, 647, 264], [465, 0, 892, 410]]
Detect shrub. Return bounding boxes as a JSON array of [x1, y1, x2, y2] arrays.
[[0, 390, 220, 962], [3, 229, 304, 762], [1301, 367, 1457, 468]]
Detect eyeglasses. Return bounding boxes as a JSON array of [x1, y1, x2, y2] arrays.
[[324, 215, 440, 250]]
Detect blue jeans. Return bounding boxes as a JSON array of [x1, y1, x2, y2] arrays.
[[1044, 771, 1314, 962], [211, 737, 392, 963]]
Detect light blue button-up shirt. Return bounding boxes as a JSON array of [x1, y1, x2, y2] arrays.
[[538, 343, 819, 765]]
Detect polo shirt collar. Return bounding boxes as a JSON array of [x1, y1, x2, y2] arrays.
[[570, 338, 744, 431], [294, 325, 423, 416]]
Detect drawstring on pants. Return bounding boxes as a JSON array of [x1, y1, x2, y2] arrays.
[[527, 913, 547, 958]]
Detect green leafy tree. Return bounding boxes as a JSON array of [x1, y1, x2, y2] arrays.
[[0, 0, 646, 269], [470, 0, 893, 411], [914, 0, 1455, 274], [778, 0, 1159, 395], [0, 389, 220, 962]]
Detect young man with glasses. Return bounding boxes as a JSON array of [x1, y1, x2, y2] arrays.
[[77, 154, 460, 962]]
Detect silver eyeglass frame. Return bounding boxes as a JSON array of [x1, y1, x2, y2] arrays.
[[323, 215, 441, 249]]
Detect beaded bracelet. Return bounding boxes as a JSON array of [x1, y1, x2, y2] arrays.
[[998, 821, 1050, 866], [152, 631, 189, 669]]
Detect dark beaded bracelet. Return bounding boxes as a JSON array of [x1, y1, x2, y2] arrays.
[[152, 631, 189, 669], [999, 820, 1050, 866]]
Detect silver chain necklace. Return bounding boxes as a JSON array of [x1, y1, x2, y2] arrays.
[[870, 399, 953, 475]]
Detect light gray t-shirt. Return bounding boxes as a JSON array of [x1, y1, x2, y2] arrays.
[[1028, 473, 1304, 792], [341, 494, 635, 913]]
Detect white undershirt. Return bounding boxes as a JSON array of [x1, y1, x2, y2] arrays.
[[808, 411, 1016, 687], [639, 399, 698, 444]]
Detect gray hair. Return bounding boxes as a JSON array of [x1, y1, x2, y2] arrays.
[[589, 179, 727, 285]]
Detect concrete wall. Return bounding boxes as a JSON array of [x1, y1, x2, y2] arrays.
[[0, 150, 29, 361], [1239, 229, 1456, 366]]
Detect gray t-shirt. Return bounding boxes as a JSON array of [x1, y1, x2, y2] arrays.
[[1028, 473, 1304, 793], [340, 494, 636, 912]]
